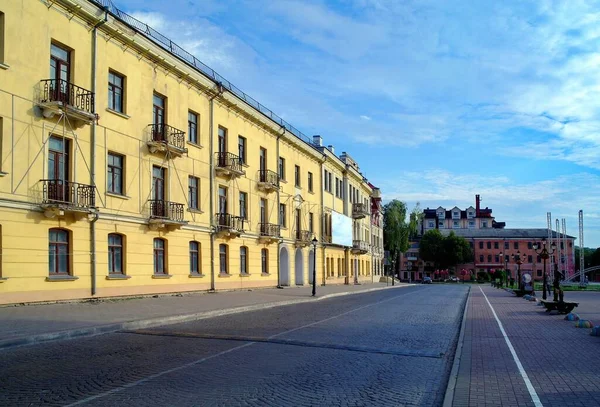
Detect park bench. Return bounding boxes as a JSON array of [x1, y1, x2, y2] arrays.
[[540, 300, 578, 314], [512, 289, 534, 297]]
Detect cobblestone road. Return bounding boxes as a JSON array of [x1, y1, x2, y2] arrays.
[[0, 285, 468, 407]]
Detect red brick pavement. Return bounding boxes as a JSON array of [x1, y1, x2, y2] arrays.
[[451, 285, 600, 407]]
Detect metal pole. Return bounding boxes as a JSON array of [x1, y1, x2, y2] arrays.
[[312, 241, 317, 296], [542, 256, 547, 300]]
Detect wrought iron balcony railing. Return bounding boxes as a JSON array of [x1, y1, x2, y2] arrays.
[[149, 199, 185, 222], [352, 202, 371, 219], [296, 230, 313, 242], [352, 240, 370, 253], [215, 213, 245, 233], [259, 223, 280, 238], [257, 169, 279, 190], [215, 152, 244, 175], [148, 123, 186, 152], [41, 179, 96, 209], [40, 79, 95, 114]]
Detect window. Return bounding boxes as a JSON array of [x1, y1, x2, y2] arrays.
[[188, 111, 198, 144], [308, 172, 313, 192], [335, 177, 340, 197], [537, 270, 542, 277], [261, 249, 269, 275], [537, 255, 541, 263], [219, 244, 228, 275], [309, 212, 314, 233], [494, 242, 498, 249], [438, 221, 444, 228], [189, 241, 200, 275], [453, 211, 460, 219], [328, 172, 332, 193], [482, 221, 488, 228], [239, 192, 247, 220], [495, 255, 499, 263], [504, 242, 509, 249], [50, 43, 70, 84], [560, 242, 564, 250], [453, 220, 459, 228], [514, 242, 519, 250], [0, 12, 4, 65], [428, 221, 435, 228], [324, 170, 329, 191], [527, 242, 533, 250], [295, 165, 301, 187], [469, 242, 474, 248], [153, 238, 166, 275], [487, 242, 491, 249], [278, 157, 285, 180], [188, 176, 199, 210], [479, 241, 483, 249], [487, 254, 492, 262], [279, 204, 286, 227], [107, 152, 124, 195], [49, 229, 70, 275], [238, 136, 247, 164], [108, 71, 125, 113], [468, 220, 475, 228], [528, 255, 533, 263], [505, 255, 509, 262], [240, 246, 248, 275], [479, 255, 484, 262], [217, 126, 227, 154], [108, 234, 124, 274], [259, 198, 266, 224]]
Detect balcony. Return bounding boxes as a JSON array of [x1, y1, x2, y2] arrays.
[[257, 170, 279, 193], [38, 79, 96, 125], [295, 230, 313, 248], [258, 222, 280, 244], [148, 200, 187, 230], [351, 240, 369, 254], [215, 152, 245, 179], [215, 213, 245, 238], [40, 179, 96, 217], [352, 203, 370, 219], [147, 124, 187, 157]]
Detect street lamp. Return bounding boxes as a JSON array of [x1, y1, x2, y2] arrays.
[[533, 238, 556, 300], [512, 251, 524, 291], [499, 252, 509, 287], [311, 237, 318, 297]]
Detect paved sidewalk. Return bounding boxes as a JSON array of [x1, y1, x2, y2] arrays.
[[449, 285, 600, 407], [0, 282, 409, 349]]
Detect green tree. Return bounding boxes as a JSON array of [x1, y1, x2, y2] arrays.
[[408, 202, 423, 240], [383, 200, 410, 277], [420, 230, 473, 270], [419, 229, 445, 269]]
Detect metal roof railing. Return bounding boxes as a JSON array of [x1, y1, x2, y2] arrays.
[[89, 0, 316, 148]]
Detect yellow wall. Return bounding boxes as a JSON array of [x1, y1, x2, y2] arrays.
[[0, 0, 381, 304]]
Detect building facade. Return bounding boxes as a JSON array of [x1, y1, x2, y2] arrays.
[[402, 195, 575, 282], [0, 0, 382, 304]]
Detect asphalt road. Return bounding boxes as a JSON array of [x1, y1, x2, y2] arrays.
[[0, 285, 469, 407]]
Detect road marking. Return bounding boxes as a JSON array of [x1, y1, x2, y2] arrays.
[[66, 286, 426, 406], [479, 287, 543, 407]]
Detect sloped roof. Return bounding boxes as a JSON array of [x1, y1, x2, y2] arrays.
[[439, 228, 575, 239]]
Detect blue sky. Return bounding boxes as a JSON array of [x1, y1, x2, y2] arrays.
[[119, 0, 600, 247]]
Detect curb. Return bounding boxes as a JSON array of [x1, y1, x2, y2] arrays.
[[442, 285, 471, 407], [0, 284, 411, 351]]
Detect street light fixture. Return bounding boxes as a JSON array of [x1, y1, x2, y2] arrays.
[[311, 237, 318, 297], [499, 252, 509, 287], [533, 238, 556, 300]]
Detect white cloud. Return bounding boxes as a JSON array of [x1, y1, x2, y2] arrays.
[[360, 115, 371, 121]]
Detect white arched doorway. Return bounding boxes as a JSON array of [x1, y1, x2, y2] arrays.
[[308, 249, 315, 284], [295, 249, 304, 285], [280, 246, 290, 286]]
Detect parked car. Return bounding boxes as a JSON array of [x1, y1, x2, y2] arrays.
[[423, 276, 432, 284], [449, 276, 459, 282]]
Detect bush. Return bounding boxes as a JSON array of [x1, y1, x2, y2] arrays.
[[477, 271, 490, 281]]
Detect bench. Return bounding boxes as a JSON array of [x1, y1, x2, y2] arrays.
[[540, 300, 579, 314]]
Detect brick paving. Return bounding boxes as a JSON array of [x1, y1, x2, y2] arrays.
[[0, 282, 405, 347], [451, 285, 600, 407]]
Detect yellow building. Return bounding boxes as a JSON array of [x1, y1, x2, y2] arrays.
[[0, 0, 383, 304]]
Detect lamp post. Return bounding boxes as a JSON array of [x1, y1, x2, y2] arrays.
[[499, 252, 509, 287], [533, 238, 556, 300], [512, 251, 524, 291], [311, 237, 318, 297]]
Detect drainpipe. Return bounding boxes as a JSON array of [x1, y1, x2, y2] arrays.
[[276, 128, 284, 288], [89, 10, 107, 296], [208, 83, 224, 292], [320, 155, 327, 286]]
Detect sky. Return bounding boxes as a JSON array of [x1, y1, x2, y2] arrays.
[[116, 0, 599, 247]]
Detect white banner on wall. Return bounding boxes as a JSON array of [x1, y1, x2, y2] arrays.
[[332, 210, 353, 247]]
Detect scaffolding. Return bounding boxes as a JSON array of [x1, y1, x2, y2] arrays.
[[547, 212, 553, 279]]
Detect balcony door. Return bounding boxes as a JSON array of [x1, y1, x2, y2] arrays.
[[259, 148, 266, 181], [218, 186, 227, 214], [47, 136, 70, 202], [296, 208, 301, 239], [152, 94, 165, 141], [50, 44, 70, 102], [152, 166, 166, 217]]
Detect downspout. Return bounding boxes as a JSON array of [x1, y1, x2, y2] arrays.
[[320, 155, 327, 286], [276, 128, 284, 288], [208, 83, 224, 292], [90, 10, 107, 297]]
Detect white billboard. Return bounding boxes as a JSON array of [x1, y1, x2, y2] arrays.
[[332, 210, 353, 247]]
